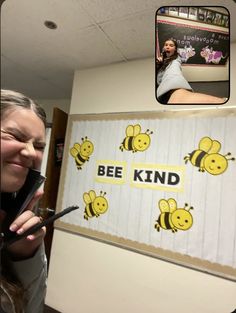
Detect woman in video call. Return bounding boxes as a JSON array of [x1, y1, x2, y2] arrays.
[[156, 39, 227, 104], [0, 89, 47, 313]]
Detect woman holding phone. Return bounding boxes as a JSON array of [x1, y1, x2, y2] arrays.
[[0, 89, 47, 313], [156, 39, 227, 104]]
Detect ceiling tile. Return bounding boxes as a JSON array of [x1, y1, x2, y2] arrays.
[[78, 0, 161, 22], [101, 10, 155, 60]]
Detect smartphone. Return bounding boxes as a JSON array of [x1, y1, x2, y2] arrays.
[[162, 50, 167, 59], [14, 169, 46, 217], [3, 168, 46, 241]]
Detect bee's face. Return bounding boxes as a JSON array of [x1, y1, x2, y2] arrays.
[[172, 209, 193, 230], [81, 141, 94, 156], [204, 154, 228, 175], [133, 134, 150, 151], [93, 197, 108, 214]]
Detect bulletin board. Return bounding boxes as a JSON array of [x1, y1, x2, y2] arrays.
[[156, 19, 229, 65], [156, 10, 230, 66], [55, 108, 236, 281]]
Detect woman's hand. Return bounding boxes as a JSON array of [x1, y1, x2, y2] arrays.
[[156, 55, 163, 63], [6, 190, 46, 260]]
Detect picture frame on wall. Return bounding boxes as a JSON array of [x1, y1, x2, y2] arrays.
[[158, 6, 168, 15], [197, 8, 208, 22], [55, 138, 64, 166], [214, 12, 223, 26], [206, 10, 216, 24], [189, 7, 198, 20], [169, 7, 179, 16], [221, 15, 229, 27], [179, 7, 188, 18]]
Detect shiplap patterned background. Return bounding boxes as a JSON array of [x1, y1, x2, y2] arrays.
[[56, 109, 236, 279]]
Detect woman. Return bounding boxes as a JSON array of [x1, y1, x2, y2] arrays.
[[156, 39, 227, 104], [0, 89, 47, 313]]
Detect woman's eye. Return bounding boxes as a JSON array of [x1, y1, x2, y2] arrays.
[[34, 145, 45, 151], [8, 133, 21, 141]]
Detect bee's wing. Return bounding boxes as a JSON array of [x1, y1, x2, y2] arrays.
[[126, 125, 134, 136], [70, 144, 80, 157], [208, 140, 221, 154], [133, 124, 141, 136], [158, 199, 170, 213], [89, 190, 96, 201], [199, 136, 212, 152], [83, 192, 91, 204], [168, 198, 177, 213], [74, 143, 81, 151]]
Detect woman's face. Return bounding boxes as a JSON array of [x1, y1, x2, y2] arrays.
[[163, 40, 176, 57], [1, 108, 46, 192]]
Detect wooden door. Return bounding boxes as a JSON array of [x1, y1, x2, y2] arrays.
[[39, 107, 68, 264]]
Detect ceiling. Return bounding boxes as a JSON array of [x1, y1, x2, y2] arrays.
[[1, 0, 235, 100]]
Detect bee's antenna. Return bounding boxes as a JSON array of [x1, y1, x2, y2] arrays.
[[81, 136, 88, 142], [145, 129, 153, 135], [184, 203, 193, 211], [224, 152, 235, 161]]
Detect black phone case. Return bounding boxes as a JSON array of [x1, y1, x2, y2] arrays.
[[2, 169, 45, 241]]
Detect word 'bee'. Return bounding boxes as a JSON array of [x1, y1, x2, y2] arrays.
[[119, 124, 153, 153], [83, 190, 108, 220], [70, 137, 94, 170], [184, 136, 235, 175], [155, 198, 193, 233]]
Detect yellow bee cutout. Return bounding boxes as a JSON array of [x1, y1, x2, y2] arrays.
[[119, 124, 153, 153], [184, 136, 235, 175], [83, 190, 109, 220], [70, 137, 94, 170], [154, 198, 193, 233]]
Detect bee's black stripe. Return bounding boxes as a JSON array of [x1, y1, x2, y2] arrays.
[[77, 153, 86, 163], [128, 137, 134, 150], [164, 212, 171, 229], [89, 203, 96, 216], [195, 151, 207, 167], [189, 150, 196, 159]]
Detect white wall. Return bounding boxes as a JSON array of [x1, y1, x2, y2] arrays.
[[69, 59, 232, 115], [46, 44, 236, 313], [37, 99, 70, 123]]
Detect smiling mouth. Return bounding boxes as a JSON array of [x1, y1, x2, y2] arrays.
[[8, 163, 29, 172], [12, 162, 27, 168], [9, 162, 23, 167]]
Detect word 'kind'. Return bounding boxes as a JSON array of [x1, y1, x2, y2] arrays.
[[96, 161, 185, 192]]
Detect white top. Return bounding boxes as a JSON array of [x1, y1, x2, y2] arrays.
[[10, 244, 47, 313], [156, 56, 192, 99]]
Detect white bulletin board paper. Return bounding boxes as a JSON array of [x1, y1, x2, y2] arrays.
[[55, 108, 236, 281]]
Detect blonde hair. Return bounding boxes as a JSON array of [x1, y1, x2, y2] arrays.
[[1, 89, 46, 127]]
